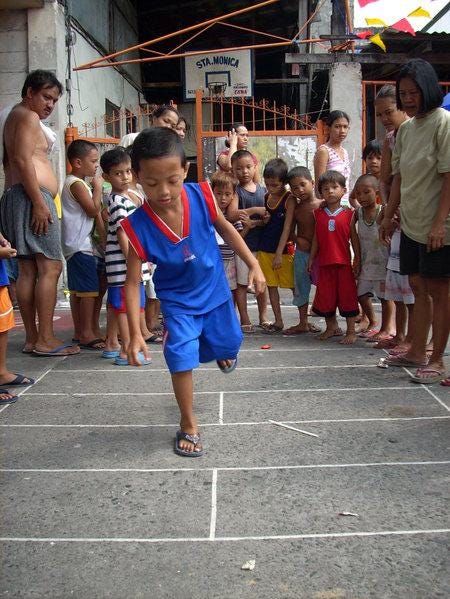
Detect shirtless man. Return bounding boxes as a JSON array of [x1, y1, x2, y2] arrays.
[[282, 166, 321, 335], [0, 70, 79, 356]]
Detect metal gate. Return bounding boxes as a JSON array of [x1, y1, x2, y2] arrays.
[[65, 93, 325, 181], [194, 89, 326, 181]]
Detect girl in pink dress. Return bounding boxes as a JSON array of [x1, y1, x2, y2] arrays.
[[314, 111, 351, 205]]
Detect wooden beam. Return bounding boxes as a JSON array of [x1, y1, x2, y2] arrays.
[[143, 78, 308, 89], [285, 52, 450, 64]]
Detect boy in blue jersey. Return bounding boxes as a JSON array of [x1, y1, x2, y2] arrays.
[[121, 128, 266, 457]]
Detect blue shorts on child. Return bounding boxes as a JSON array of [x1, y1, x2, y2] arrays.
[[107, 283, 145, 314], [67, 251, 101, 297], [163, 298, 243, 373]]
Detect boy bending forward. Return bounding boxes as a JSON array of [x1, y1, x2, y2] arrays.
[[122, 128, 265, 457]]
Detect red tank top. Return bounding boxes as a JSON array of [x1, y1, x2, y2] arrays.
[[314, 206, 353, 266]]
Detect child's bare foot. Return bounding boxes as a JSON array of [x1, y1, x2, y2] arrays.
[[285, 322, 321, 335], [283, 324, 309, 335], [317, 327, 343, 340], [356, 317, 372, 332], [389, 342, 411, 356], [339, 333, 357, 345]]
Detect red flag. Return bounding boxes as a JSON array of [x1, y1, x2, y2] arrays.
[[356, 30, 374, 39], [390, 18, 416, 35], [358, 0, 380, 6]]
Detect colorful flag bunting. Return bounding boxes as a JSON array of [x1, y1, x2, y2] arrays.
[[366, 17, 387, 26], [408, 7, 431, 18], [390, 18, 416, 35], [358, 0, 380, 6], [356, 30, 374, 39], [369, 33, 386, 51]]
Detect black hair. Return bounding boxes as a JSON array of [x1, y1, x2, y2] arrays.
[[176, 114, 190, 132], [318, 170, 346, 193], [263, 158, 288, 183], [130, 127, 186, 172], [224, 123, 248, 148], [100, 146, 130, 174], [21, 70, 63, 98], [396, 59, 443, 114], [354, 174, 379, 189], [66, 139, 97, 162], [230, 149, 254, 164], [286, 166, 313, 183], [326, 110, 350, 127], [375, 84, 396, 103], [362, 139, 382, 161], [152, 104, 179, 122]]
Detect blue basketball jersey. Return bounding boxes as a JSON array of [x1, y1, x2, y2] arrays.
[[121, 182, 231, 317]]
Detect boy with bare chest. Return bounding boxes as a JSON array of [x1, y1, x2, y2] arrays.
[[283, 166, 321, 335]]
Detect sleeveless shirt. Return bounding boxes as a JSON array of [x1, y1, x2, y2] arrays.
[[314, 206, 353, 266], [121, 182, 231, 317]]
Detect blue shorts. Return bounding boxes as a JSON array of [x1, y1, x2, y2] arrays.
[[107, 283, 145, 314], [293, 250, 312, 307], [163, 299, 243, 373], [67, 252, 100, 297], [4, 258, 18, 282]]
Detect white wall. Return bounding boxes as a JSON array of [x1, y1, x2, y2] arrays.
[[70, 28, 141, 139], [0, 9, 28, 191], [330, 62, 363, 190]]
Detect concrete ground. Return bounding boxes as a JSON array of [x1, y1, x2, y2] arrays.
[[1, 302, 449, 599]]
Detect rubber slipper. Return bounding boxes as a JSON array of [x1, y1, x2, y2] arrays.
[[0, 374, 35, 386], [102, 349, 121, 359], [217, 358, 237, 374], [241, 324, 254, 334], [440, 377, 450, 387], [32, 343, 80, 357], [0, 389, 19, 404], [366, 334, 394, 343], [79, 338, 105, 350], [261, 323, 283, 334], [145, 334, 163, 344], [358, 328, 378, 338], [21, 347, 34, 355], [385, 354, 427, 368], [114, 352, 151, 366], [174, 430, 203, 457], [410, 368, 447, 385]]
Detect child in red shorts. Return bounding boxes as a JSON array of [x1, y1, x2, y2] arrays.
[[308, 170, 361, 344], [0, 235, 35, 403]]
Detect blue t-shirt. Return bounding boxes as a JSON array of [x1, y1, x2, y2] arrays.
[[259, 190, 292, 254], [0, 260, 9, 287], [236, 184, 266, 252], [121, 182, 231, 317]]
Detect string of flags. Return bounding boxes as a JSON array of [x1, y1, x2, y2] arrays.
[[356, 3, 433, 52]]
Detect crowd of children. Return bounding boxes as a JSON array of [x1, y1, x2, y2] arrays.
[[1, 72, 448, 452]]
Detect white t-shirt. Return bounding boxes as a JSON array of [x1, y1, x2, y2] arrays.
[[61, 174, 94, 259]]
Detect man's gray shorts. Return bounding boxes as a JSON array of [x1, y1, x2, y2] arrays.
[[0, 184, 62, 260]]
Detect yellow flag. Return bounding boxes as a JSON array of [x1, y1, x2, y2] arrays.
[[366, 18, 387, 26], [370, 33, 386, 52], [408, 7, 431, 18]]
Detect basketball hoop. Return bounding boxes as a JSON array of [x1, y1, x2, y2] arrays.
[[207, 82, 227, 97]]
